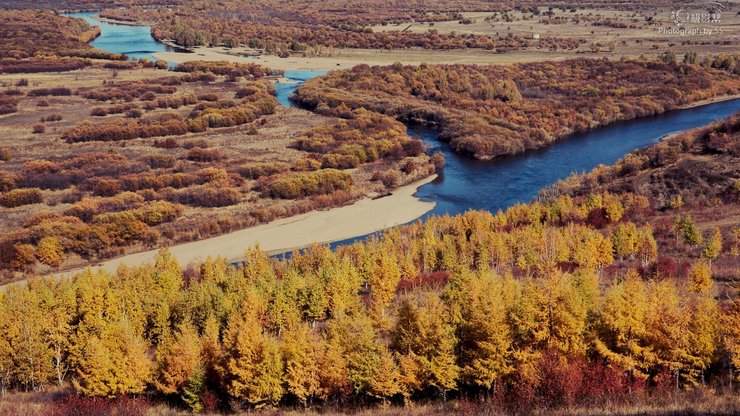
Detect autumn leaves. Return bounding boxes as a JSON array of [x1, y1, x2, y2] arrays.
[[0, 185, 736, 411]]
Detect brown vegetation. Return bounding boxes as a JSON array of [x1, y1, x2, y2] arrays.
[[294, 58, 740, 159], [0, 64, 434, 277], [0, 9, 124, 73], [96, 1, 583, 53]]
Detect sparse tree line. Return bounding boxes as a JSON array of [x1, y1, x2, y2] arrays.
[[293, 58, 740, 160], [0, 183, 737, 412]]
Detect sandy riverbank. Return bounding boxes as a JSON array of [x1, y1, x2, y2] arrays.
[[153, 46, 610, 72], [16, 175, 436, 283]]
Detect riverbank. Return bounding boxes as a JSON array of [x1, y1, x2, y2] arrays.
[[153, 46, 599, 72], [93, 15, 152, 26], [3, 175, 436, 285], [679, 93, 740, 109]]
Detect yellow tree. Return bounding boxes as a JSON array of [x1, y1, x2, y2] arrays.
[[688, 260, 714, 294], [367, 253, 402, 325], [155, 320, 202, 397], [457, 272, 515, 395], [702, 227, 722, 265], [686, 293, 719, 386], [200, 314, 222, 387], [0, 291, 11, 396], [3, 285, 54, 391], [391, 293, 459, 400], [644, 280, 689, 387], [720, 299, 740, 383], [611, 222, 638, 260], [31, 278, 76, 387], [326, 313, 399, 400], [593, 271, 653, 378], [281, 321, 322, 407], [369, 346, 402, 404], [218, 306, 284, 408], [317, 333, 351, 401], [636, 225, 658, 267], [73, 318, 152, 397]]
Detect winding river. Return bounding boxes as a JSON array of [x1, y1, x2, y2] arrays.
[[67, 14, 740, 249], [66, 12, 185, 62]]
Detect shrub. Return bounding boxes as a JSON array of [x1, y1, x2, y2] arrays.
[[28, 87, 72, 96], [0, 94, 19, 114], [237, 162, 291, 179], [176, 185, 241, 207], [153, 138, 179, 149], [0, 171, 19, 191], [0, 188, 43, 207], [381, 170, 401, 188], [0, 148, 10, 161], [186, 148, 223, 162], [266, 169, 352, 199], [32, 124, 45, 134], [126, 109, 143, 118], [40, 113, 62, 122], [143, 154, 176, 169], [92, 178, 122, 197]]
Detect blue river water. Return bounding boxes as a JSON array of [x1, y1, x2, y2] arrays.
[[65, 12, 184, 62], [278, 75, 740, 217], [277, 74, 740, 250], [62, 12, 740, 252]]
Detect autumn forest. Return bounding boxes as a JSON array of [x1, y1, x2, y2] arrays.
[[0, 0, 739, 415]]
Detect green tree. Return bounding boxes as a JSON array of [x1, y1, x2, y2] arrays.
[[674, 215, 703, 246]]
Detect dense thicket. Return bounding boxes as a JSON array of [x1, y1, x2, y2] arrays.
[[294, 58, 740, 159], [62, 81, 277, 143], [173, 60, 282, 79]]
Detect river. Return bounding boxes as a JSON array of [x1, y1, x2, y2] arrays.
[[65, 13, 740, 249], [65, 12, 186, 62], [278, 78, 740, 249]]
